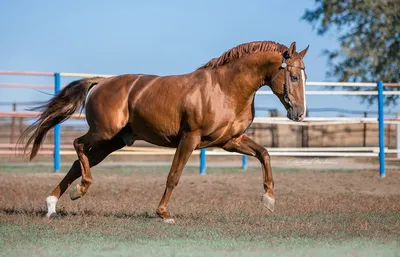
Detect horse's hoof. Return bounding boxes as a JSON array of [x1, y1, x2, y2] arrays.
[[163, 218, 175, 224], [262, 194, 275, 212], [46, 212, 59, 219], [70, 184, 83, 201]]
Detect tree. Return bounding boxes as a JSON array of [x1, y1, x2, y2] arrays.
[[302, 0, 400, 106]]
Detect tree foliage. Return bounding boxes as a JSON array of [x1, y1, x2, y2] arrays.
[[302, 0, 400, 106]]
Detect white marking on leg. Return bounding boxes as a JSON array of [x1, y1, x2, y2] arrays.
[[300, 70, 307, 115], [46, 196, 58, 217]]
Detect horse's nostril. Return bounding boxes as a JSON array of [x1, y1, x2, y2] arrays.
[[299, 113, 305, 120]]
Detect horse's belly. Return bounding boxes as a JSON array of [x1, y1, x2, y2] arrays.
[[198, 118, 253, 148], [129, 113, 181, 148]]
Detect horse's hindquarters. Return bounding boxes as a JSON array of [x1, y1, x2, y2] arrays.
[[85, 75, 139, 140]]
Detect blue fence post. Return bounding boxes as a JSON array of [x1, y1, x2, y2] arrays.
[[200, 148, 206, 175], [242, 154, 248, 169], [54, 73, 61, 173], [377, 80, 385, 178], [242, 130, 248, 169]]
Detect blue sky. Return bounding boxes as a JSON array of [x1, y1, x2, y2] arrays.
[[0, 0, 397, 117]]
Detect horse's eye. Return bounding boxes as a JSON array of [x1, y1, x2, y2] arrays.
[[290, 75, 299, 82]]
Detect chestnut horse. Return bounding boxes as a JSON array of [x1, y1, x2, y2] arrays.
[[21, 41, 309, 223]]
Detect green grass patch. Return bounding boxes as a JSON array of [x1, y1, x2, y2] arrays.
[[0, 221, 399, 257]]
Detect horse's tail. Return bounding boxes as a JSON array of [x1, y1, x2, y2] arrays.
[[19, 76, 107, 160]]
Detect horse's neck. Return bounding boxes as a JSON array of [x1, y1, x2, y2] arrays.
[[217, 60, 265, 108], [222, 53, 283, 104]]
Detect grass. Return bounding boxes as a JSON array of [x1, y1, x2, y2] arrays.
[[1, 220, 399, 257]]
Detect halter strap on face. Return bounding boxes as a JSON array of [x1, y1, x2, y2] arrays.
[[270, 57, 305, 107], [271, 58, 305, 80]]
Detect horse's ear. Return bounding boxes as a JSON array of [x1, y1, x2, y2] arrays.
[[287, 42, 296, 58], [299, 45, 310, 59]]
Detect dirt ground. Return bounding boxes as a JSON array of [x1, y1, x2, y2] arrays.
[[0, 165, 400, 256]]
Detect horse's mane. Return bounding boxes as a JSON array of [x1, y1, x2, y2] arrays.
[[198, 41, 291, 70]]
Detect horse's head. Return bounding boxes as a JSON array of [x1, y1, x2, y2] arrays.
[[270, 42, 309, 121]]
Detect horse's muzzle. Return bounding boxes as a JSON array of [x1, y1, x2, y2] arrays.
[[287, 105, 305, 122]]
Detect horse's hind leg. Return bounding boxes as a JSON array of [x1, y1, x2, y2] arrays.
[[45, 161, 81, 218], [45, 136, 126, 217], [68, 133, 94, 200]]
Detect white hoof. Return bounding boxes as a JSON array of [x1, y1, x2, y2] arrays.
[[262, 194, 275, 212], [46, 196, 58, 218], [163, 218, 175, 224]]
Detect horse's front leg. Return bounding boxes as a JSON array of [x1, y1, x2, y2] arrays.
[[221, 134, 275, 211], [157, 132, 200, 224]]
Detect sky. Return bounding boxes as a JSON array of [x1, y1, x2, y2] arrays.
[[0, 0, 397, 118]]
